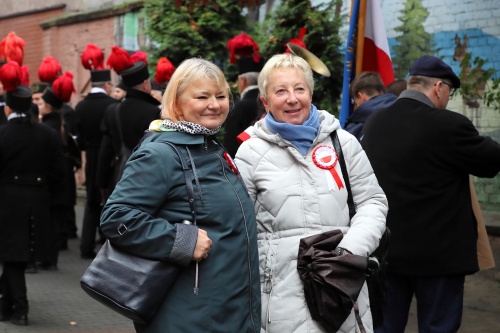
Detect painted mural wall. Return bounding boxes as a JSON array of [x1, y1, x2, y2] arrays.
[[341, 0, 500, 209]]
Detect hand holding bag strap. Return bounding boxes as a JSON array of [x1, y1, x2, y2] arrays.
[[81, 141, 202, 323]]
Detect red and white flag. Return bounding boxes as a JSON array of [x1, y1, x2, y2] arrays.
[[340, 0, 394, 127], [357, 0, 394, 85]]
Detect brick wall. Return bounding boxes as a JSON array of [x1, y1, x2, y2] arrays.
[[40, 18, 116, 106]]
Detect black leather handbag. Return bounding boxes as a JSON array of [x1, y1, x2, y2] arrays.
[[80, 142, 197, 324], [80, 240, 180, 324]]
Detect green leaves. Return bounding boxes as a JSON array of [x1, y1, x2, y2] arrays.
[[143, 0, 246, 70]]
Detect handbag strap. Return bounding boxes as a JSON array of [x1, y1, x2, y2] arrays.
[[331, 131, 356, 219], [331, 130, 367, 333], [117, 141, 197, 236], [162, 142, 197, 224]]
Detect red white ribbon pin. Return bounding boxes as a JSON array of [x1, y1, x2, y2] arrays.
[[312, 145, 344, 190], [223, 152, 239, 175]]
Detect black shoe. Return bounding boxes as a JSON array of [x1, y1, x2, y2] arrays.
[[60, 242, 68, 250], [11, 314, 28, 326], [80, 252, 97, 260]]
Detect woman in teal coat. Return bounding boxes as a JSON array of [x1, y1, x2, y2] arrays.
[[100, 58, 261, 333]]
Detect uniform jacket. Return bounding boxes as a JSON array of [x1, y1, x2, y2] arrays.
[[100, 129, 261, 333], [235, 110, 388, 333], [96, 89, 160, 190], [0, 116, 65, 262], [41, 111, 73, 206], [223, 87, 260, 157], [362, 90, 500, 276], [75, 92, 117, 204]]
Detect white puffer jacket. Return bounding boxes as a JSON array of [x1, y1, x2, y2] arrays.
[[235, 110, 388, 333]]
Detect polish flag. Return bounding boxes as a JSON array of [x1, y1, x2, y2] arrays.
[[357, 0, 394, 86], [236, 126, 254, 144], [339, 0, 395, 127]]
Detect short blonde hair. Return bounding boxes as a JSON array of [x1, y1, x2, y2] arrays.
[[258, 53, 314, 100], [161, 58, 231, 121]]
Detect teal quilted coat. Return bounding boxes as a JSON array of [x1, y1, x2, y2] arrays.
[[100, 129, 261, 333]]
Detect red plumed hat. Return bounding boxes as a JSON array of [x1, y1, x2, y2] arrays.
[[0, 32, 26, 66], [0, 60, 22, 91], [131, 51, 148, 66], [81, 44, 105, 70], [20, 65, 29, 86], [0, 61, 32, 111], [52, 71, 75, 103], [38, 55, 62, 83], [155, 57, 175, 85], [226, 33, 260, 64], [284, 27, 307, 53], [107, 46, 133, 75]]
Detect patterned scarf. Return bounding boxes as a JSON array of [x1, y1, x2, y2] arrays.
[[161, 119, 221, 136]]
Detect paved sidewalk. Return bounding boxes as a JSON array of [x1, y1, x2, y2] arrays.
[[0, 198, 136, 333], [1, 197, 499, 332]]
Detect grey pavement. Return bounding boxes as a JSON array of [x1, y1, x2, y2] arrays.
[[1, 196, 135, 333], [1, 195, 500, 332]]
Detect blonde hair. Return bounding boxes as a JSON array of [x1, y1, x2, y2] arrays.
[[161, 58, 231, 121], [258, 53, 314, 100]]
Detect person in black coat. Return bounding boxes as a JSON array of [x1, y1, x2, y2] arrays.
[[97, 50, 160, 199], [75, 67, 117, 259], [36, 73, 76, 269], [0, 80, 65, 326], [223, 70, 261, 157], [363, 55, 500, 333]]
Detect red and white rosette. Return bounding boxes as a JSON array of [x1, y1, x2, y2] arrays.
[[223, 152, 239, 174], [312, 145, 344, 191]]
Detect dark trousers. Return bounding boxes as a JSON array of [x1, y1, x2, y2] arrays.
[[1, 262, 28, 315], [79, 203, 101, 255], [66, 205, 78, 238], [46, 205, 66, 265], [375, 273, 465, 333]]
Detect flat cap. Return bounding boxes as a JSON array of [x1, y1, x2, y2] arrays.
[[409, 55, 460, 88]]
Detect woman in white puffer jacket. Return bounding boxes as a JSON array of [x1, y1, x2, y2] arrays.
[[235, 53, 388, 333]]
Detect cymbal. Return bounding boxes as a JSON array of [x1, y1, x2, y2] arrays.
[[287, 43, 331, 77]]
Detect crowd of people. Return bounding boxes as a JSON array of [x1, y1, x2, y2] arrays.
[[0, 37, 167, 326], [1, 28, 500, 333]]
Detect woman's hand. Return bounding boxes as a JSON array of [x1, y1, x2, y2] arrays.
[[193, 228, 212, 261]]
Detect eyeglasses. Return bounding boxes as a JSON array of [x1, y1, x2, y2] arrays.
[[440, 81, 456, 97]]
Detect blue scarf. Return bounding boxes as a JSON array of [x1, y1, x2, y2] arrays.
[[265, 104, 320, 156]]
